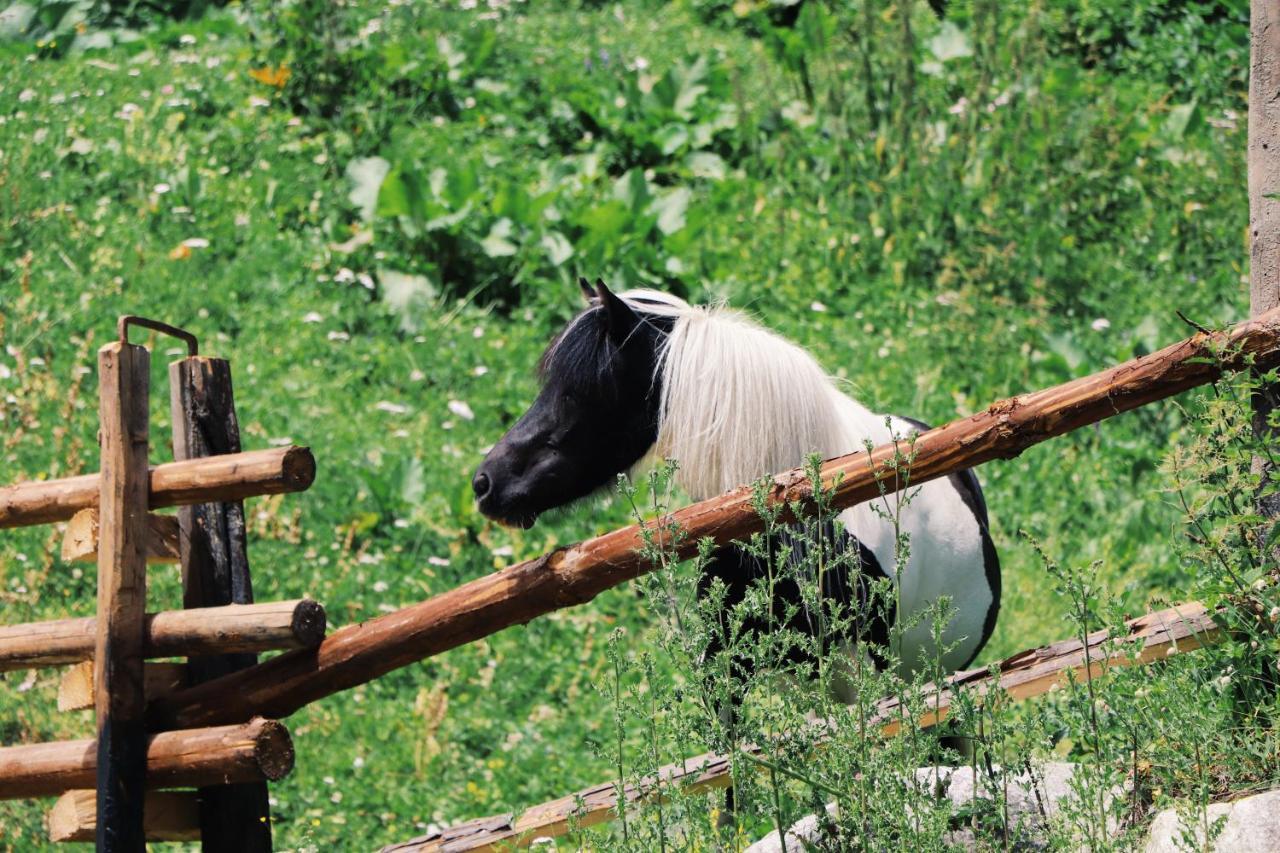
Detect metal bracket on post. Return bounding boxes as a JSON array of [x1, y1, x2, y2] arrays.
[[117, 316, 199, 356]]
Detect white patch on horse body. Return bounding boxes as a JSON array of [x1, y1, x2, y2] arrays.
[[619, 290, 994, 676]]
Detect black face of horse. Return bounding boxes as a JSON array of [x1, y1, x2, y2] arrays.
[[473, 282, 672, 528]]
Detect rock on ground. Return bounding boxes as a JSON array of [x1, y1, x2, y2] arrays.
[[1143, 789, 1280, 853]]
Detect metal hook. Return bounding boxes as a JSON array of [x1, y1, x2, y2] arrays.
[[117, 315, 199, 356]]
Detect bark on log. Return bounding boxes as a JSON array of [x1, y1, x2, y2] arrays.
[[0, 718, 293, 800], [93, 340, 151, 850], [60, 509, 180, 564], [151, 307, 1280, 731], [48, 790, 200, 842], [58, 662, 188, 713], [0, 600, 326, 672], [383, 603, 1220, 852], [170, 354, 273, 852], [0, 446, 315, 530]]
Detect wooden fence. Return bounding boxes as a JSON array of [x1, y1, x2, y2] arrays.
[[2, 308, 1277, 848]]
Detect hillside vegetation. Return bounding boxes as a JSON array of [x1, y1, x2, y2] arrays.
[[1, 0, 1276, 849]]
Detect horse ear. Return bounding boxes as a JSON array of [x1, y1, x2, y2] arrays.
[[595, 279, 639, 343], [577, 276, 596, 304]]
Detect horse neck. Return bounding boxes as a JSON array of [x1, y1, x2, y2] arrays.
[[654, 309, 886, 500]]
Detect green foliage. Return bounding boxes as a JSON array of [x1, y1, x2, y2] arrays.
[[0, 0, 1274, 848]]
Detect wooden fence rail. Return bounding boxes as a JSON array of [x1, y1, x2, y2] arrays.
[[0, 446, 315, 530], [151, 304, 1280, 731], [384, 603, 1222, 852]]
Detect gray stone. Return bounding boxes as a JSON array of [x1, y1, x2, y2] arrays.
[[1143, 789, 1280, 853]]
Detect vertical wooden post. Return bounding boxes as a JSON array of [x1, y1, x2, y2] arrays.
[[95, 341, 151, 851], [1252, 0, 1280, 520], [169, 356, 273, 852]]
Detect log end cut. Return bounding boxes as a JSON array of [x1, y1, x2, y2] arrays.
[[290, 599, 327, 648], [251, 718, 295, 781]]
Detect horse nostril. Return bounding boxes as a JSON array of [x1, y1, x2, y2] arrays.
[[472, 471, 492, 500]]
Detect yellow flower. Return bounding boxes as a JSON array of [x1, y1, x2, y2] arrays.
[[168, 244, 192, 261], [249, 64, 291, 88]]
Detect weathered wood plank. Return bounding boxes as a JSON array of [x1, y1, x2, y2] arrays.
[[60, 508, 180, 564], [382, 603, 1221, 852], [151, 307, 1280, 731], [170, 355, 273, 852], [0, 719, 294, 800], [0, 446, 315, 530], [57, 661, 188, 712], [94, 340, 151, 850], [0, 600, 327, 672], [48, 789, 200, 843]]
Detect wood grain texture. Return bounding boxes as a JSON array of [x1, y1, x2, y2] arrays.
[[169, 355, 273, 852], [0, 600, 326, 672], [57, 662, 188, 712], [60, 509, 180, 564], [383, 603, 1221, 852], [0, 719, 293, 800], [0, 446, 315, 530], [94, 340, 151, 851], [151, 308, 1280, 731], [47, 789, 200, 842]]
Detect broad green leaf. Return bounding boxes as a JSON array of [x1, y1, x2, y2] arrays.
[[1164, 101, 1201, 141], [481, 218, 519, 257], [650, 187, 691, 235], [540, 231, 574, 266], [686, 152, 726, 181], [655, 124, 689, 156], [379, 269, 438, 333], [348, 157, 391, 222], [0, 3, 37, 40], [929, 21, 972, 62]]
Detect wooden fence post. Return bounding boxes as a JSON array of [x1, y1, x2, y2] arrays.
[[1251, 0, 1280, 517], [170, 356, 273, 851], [94, 341, 151, 851]]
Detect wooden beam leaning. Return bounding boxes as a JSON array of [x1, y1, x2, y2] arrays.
[[61, 509, 180, 564], [170, 354, 273, 852], [152, 306, 1280, 731], [0, 719, 293, 800], [0, 445, 315, 530], [58, 662, 188, 713], [48, 790, 200, 843], [94, 339, 151, 851], [0, 600, 327, 673], [382, 603, 1221, 853]]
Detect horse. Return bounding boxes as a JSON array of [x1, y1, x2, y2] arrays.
[[474, 279, 999, 680]]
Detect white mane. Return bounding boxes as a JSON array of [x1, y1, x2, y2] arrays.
[[619, 290, 883, 501]]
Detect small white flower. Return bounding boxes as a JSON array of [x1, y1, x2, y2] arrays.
[[117, 102, 142, 119], [634, 56, 649, 71], [327, 330, 351, 342], [376, 401, 409, 415], [373, 580, 389, 592], [323, 776, 336, 786], [249, 95, 270, 108], [302, 312, 323, 323], [334, 267, 356, 283], [1091, 317, 1111, 332], [353, 756, 365, 769], [448, 400, 475, 421], [179, 34, 197, 45], [491, 545, 514, 557], [267, 437, 293, 447], [181, 237, 210, 249], [810, 301, 827, 313], [472, 365, 488, 376], [16, 671, 36, 693], [357, 272, 375, 290], [153, 182, 171, 194], [0, 364, 10, 379], [948, 97, 968, 116], [428, 556, 450, 567], [18, 89, 35, 103], [393, 518, 410, 528], [234, 213, 250, 227], [409, 369, 426, 382], [472, 325, 485, 339]]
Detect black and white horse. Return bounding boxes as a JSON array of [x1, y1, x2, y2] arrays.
[[473, 280, 1000, 681]]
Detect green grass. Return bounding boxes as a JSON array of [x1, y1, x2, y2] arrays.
[[0, 0, 1273, 849]]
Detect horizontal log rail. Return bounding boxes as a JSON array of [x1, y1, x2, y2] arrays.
[[0, 718, 293, 800], [150, 306, 1280, 731], [0, 446, 315, 530], [0, 600, 326, 673], [384, 602, 1221, 852]]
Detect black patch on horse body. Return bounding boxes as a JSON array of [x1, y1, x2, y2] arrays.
[[699, 522, 895, 683], [897, 415, 1001, 667]]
